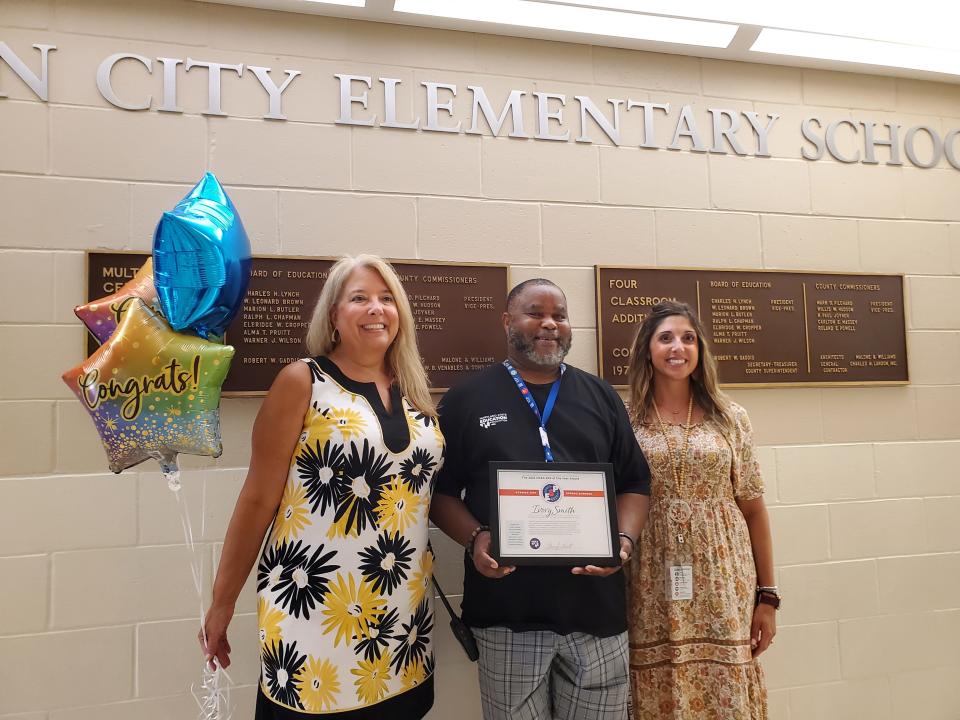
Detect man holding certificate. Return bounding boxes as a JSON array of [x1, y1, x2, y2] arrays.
[[431, 279, 651, 720]]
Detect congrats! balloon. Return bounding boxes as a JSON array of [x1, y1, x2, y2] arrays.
[[153, 173, 252, 339], [62, 299, 235, 474], [74, 257, 159, 345]]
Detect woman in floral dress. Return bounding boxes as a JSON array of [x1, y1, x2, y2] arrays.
[[624, 301, 777, 719], [201, 255, 443, 719]]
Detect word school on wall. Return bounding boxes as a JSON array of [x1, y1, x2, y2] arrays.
[[2, 42, 959, 171]]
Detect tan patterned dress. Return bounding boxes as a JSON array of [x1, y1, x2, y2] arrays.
[[626, 402, 767, 719]]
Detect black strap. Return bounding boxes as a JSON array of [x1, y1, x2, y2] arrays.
[[431, 576, 479, 662]]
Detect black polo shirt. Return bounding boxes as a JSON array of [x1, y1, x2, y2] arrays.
[[435, 362, 650, 637]]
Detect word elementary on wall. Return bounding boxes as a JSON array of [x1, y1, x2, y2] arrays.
[[3, 41, 960, 170]]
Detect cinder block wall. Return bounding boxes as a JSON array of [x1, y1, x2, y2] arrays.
[[2, 1, 959, 717]]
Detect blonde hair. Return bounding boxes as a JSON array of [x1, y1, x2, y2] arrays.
[[626, 301, 733, 432], [305, 254, 436, 417]]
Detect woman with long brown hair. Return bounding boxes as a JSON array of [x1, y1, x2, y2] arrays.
[[624, 301, 776, 719]]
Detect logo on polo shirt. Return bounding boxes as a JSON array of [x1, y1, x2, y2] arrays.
[[479, 412, 508, 429]]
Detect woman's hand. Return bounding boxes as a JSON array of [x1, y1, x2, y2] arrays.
[[471, 530, 516, 579], [750, 603, 776, 657], [200, 603, 235, 670]]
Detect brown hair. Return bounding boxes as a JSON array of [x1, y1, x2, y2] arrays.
[[304, 254, 436, 417], [625, 300, 733, 431]]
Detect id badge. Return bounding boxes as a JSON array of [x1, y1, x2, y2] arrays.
[[665, 564, 694, 601]]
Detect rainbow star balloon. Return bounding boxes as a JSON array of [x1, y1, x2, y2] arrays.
[[62, 298, 235, 475], [74, 257, 159, 345]]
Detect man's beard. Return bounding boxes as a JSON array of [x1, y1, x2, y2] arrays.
[[508, 327, 571, 368]]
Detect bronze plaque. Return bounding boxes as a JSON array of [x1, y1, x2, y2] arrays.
[[596, 267, 908, 386], [85, 252, 507, 394]]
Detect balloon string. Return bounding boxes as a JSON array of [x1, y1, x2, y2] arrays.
[[166, 470, 234, 720], [193, 662, 234, 720]]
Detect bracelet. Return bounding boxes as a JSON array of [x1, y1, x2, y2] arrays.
[[617, 532, 636, 556], [756, 590, 781, 610], [757, 585, 779, 595], [466, 525, 490, 557]]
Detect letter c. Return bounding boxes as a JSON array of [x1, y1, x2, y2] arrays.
[[825, 119, 860, 163], [96, 53, 152, 110]]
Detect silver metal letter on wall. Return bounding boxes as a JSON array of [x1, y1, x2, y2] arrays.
[[186, 59, 244, 116], [801, 117, 825, 161], [575, 96, 622, 145], [156, 57, 183, 113], [422, 82, 460, 133], [825, 119, 860, 163], [381, 78, 420, 130], [336, 74, 375, 126], [668, 105, 707, 152], [0, 42, 56, 101], [248, 66, 301, 120], [534, 92, 570, 141], [903, 125, 943, 169], [467, 87, 528, 138], [627, 101, 670, 149], [96, 53, 152, 110], [861, 121, 902, 166]]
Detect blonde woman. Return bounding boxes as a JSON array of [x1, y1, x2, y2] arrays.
[[202, 255, 443, 719], [624, 301, 776, 719]]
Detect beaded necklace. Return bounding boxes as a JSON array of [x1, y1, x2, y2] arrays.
[[653, 393, 694, 544]]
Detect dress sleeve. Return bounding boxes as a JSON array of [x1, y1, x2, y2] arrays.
[[730, 404, 764, 501], [433, 389, 465, 498]]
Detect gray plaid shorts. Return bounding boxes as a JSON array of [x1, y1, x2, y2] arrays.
[[472, 626, 629, 720]]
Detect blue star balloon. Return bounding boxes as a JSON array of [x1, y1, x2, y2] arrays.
[[153, 173, 252, 339]]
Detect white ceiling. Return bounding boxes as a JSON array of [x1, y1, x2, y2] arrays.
[[196, 0, 960, 85]]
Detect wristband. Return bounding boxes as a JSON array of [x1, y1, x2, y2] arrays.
[[756, 587, 781, 610], [618, 532, 636, 556], [756, 592, 781, 610], [466, 525, 490, 557]]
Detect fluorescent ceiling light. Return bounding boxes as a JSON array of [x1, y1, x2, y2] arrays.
[[751, 28, 960, 76], [305, 0, 365, 6], [394, 0, 738, 48], [546, 1, 959, 51]]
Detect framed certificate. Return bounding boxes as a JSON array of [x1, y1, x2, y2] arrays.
[[489, 461, 620, 566]]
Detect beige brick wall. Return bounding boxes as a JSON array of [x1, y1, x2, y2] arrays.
[[2, 1, 959, 717]]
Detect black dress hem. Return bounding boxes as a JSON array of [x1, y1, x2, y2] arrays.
[[255, 674, 434, 720]]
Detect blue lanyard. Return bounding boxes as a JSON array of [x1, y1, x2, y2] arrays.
[[503, 359, 565, 462]]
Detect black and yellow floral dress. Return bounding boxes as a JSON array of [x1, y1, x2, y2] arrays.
[[255, 357, 444, 719]]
